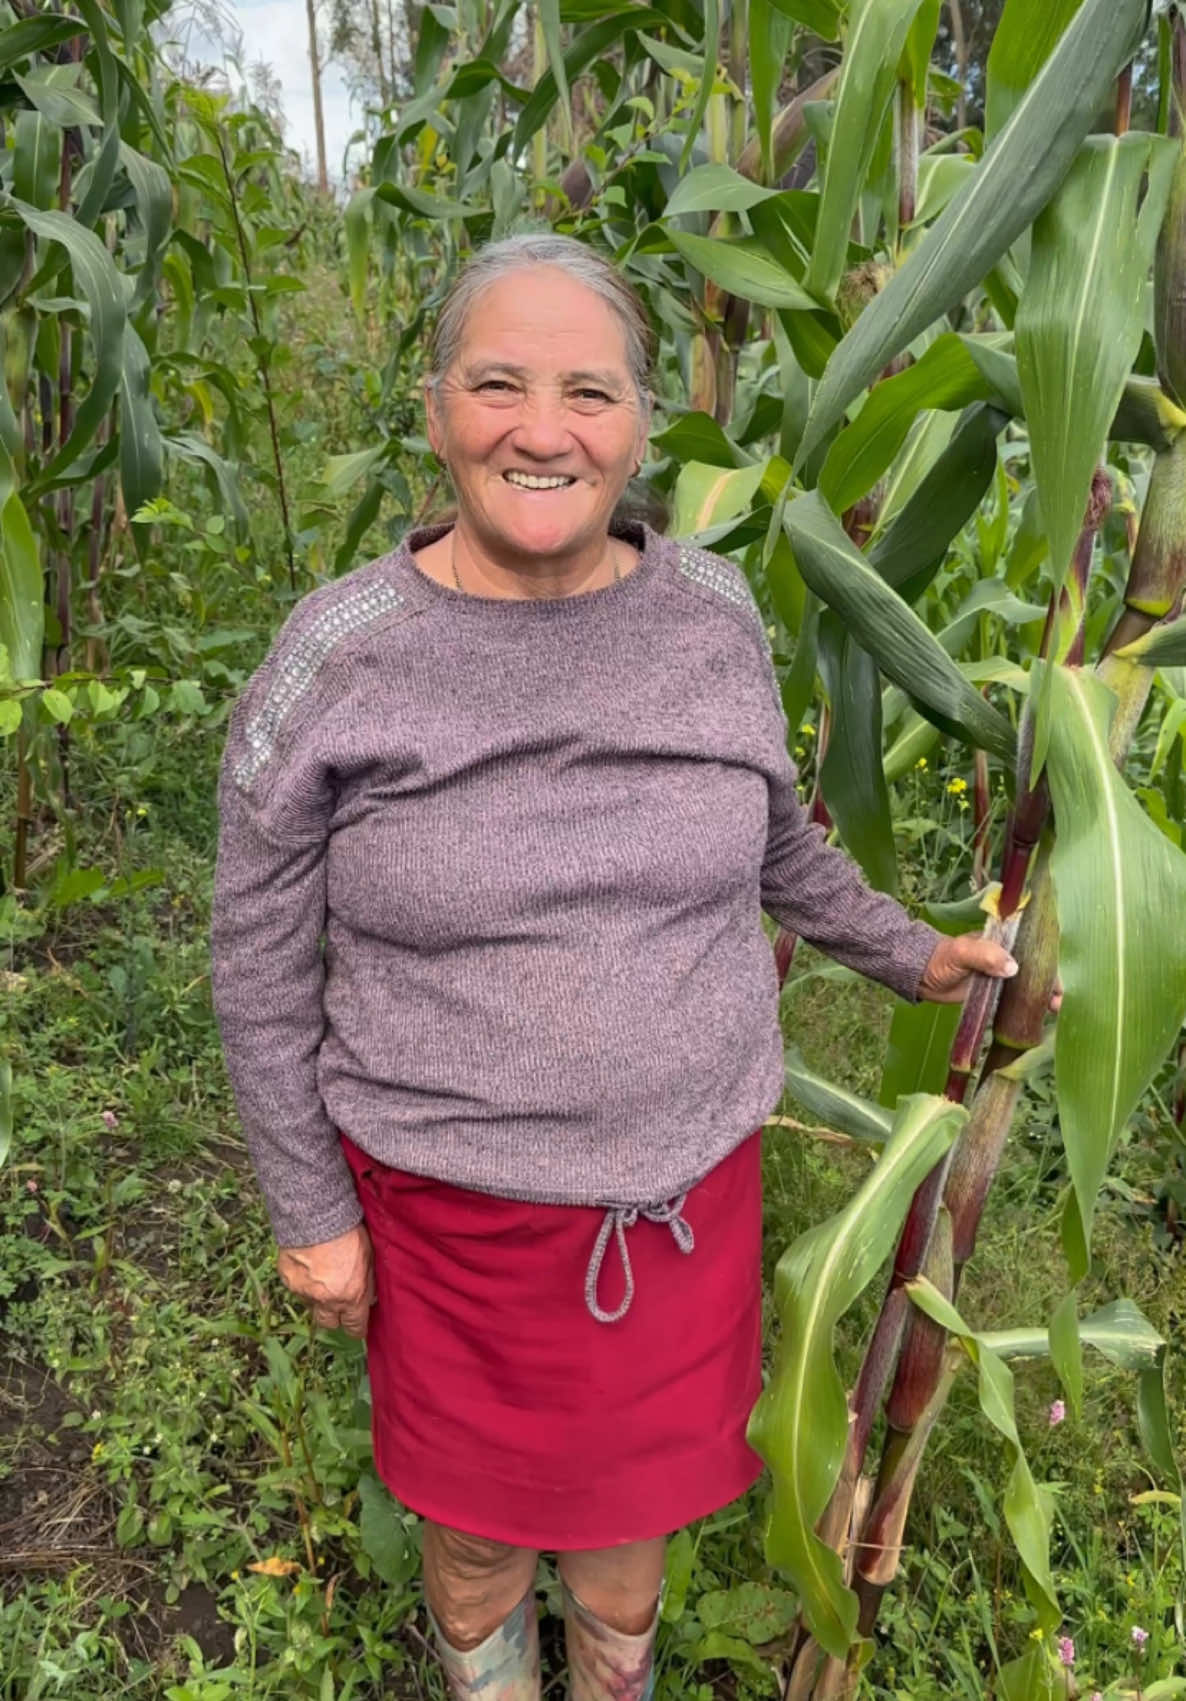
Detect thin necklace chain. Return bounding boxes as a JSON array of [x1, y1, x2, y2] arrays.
[[451, 530, 622, 594]]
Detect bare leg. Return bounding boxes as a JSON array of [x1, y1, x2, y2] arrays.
[[422, 1520, 541, 1700], [558, 1538, 666, 1701]]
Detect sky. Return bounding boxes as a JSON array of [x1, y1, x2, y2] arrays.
[[177, 0, 363, 185]]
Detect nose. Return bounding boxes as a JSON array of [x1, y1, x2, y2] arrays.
[[510, 392, 573, 461]]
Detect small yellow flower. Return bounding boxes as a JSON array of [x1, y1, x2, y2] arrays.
[[91, 1441, 104, 1460], [958, 798, 969, 812], [799, 723, 815, 738], [946, 777, 967, 795], [915, 757, 928, 771], [795, 746, 805, 759]]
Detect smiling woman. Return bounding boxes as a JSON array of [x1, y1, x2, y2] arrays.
[[211, 232, 1019, 1701], [416, 238, 654, 597]]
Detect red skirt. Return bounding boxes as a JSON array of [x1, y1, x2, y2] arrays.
[[340, 1131, 764, 1550]]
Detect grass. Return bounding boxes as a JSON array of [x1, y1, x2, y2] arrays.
[[2, 265, 1184, 1700]]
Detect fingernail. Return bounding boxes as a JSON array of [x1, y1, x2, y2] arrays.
[[1003, 957, 1019, 976]]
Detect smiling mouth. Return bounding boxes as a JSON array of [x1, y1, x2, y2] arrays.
[[502, 471, 577, 490]]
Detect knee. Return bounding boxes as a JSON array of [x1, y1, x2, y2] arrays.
[[423, 1522, 535, 1651]]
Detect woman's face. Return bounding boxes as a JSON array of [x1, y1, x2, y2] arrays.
[[425, 266, 649, 562]]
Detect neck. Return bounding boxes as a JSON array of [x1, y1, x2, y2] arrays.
[[450, 522, 621, 600]]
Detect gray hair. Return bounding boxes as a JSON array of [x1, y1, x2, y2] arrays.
[[426, 234, 655, 403]]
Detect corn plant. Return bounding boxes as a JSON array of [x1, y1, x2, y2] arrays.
[[342, 1, 1186, 1690], [0, 0, 310, 890]]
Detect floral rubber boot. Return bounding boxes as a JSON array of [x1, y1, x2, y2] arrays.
[[429, 1587, 541, 1701], [561, 1580, 659, 1701]]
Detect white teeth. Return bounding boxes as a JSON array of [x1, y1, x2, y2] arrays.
[[504, 471, 575, 490]]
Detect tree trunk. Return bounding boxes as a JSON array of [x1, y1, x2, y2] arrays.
[[306, 0, 329, 191]]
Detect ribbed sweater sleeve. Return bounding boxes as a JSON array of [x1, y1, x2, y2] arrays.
[[211, 682, 363, 1249]]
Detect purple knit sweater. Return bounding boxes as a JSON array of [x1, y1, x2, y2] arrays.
[[211, 521, 940, 1247]]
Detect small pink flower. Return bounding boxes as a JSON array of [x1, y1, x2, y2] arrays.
[[1056, 1636, 1075, 1668], [101, 1109, 118, 1131], [25, 1178, 38, 1193], [1049, 1399, 1066, 1426], [1131, 1625, 1149, 1648]]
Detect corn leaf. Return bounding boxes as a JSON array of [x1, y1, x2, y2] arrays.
[[538, 0, 572, 143], [1017, 134, 1177, 590], [0, 442, 42, 683], [12, 110, 62, 211], [782, 490, 1017, 762], [667, 230, 817, 311], [0, 15, 82, 70], [868, 403, 1005, 602], [797, 0, 1148, 467], [982, 1297, 1164, 1367], [984, 0, 1084, 141], [749, 1094, 965, 1657], [13, 200, 125, 484], [819, 333, 1010, 514], [1046, 667, 1186, 1276], [766, 0, 841, 36], [14, 67, 101, 129], [879, 1000, 961, 1106], [119, 325, 164, 519], [672, 460, 766, 537], [344, 188, 373, 320], [750, 0, 793, 185], [901, 0, 941, 108], [119, 142, 172, 308], [663, 164, 778, 218], [805, 0, 929, 304], [679, 0, 720, 171], [783, 1045, 893, 1144], [818, 614, 898, 894], [907, 1279, 1059, 1626], [1115, 616, 1186, 668]]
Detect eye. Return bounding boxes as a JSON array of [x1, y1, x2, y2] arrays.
[[572, 388, 613, 403], [476, 379, 517, 394]]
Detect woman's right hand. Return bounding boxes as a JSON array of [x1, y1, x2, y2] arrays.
[[276, 1223, 375, 1337]]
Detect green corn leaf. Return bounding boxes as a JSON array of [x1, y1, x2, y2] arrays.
[[1046, 667, 1186, 1276], [14, 66, 101, 129], [819, 333, 1011, 514], [119, 143, 173, 308], [982, 1297, 1165, 1368], [679, 0, 720, 171], [663, 164, 778, 218], [1114, 614, 1186, 668], [868, 404, 1005, 602], [782, 490, 1017, 762], [797, 0, 1149, 467], [651, 411, 753, 468], [906, 1279, 1059, 1626], [778, 586, 820, 737], [805, 0, 929, 304], [985, 0, 1084, 141], [165, 432, 250, 538], [344, 188, 374, 320], [0, 442, 43, 684], [818, 613, 898, 894], [782, 1046, 894, 1145], [119, 325, 164, 520], [749, 1093, 965, 1657], [1017, 133, 1177, 590], [667, 231, 817, 312], [538, 0, 572, 143], [672, 460, 766, 537], [750, 0, 794, 185], [879, 1000, 961, 1106], [0, 15, 83, 72], [766, 0, 841, 35], [12, 201, 125, 485], [12, 110, 62, 212], [901, 0, 941, 108], [513, 10, 668, 156]]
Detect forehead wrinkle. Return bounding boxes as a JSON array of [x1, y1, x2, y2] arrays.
[[460, 357, 628, 390]]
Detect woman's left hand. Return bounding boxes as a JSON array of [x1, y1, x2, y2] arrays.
[[918, 934, 1019, 1004]]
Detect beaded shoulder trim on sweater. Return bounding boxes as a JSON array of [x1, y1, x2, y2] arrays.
[[232, 579, 406, 791], [675, 543, 768, 642]]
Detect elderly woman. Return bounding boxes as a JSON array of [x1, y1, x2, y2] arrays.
[[211, 233, 1015, 1701]]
